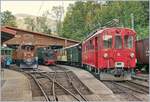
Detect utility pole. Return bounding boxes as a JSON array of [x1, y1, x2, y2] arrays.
[[131, 13, 134, 30]]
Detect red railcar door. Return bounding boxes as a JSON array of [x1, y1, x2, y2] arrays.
[[95, 37, 98, 68]]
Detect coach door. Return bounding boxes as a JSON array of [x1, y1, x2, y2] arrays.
[[95, 37, 98, 68]]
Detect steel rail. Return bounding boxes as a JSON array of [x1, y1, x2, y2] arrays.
[[118, 84, 142, 101], [126, 80, 149, 88], [11, 68, 50, 101], [125, 80, 149, 93], [52, 70, 58, 102], [26, 72, 50, 102], [54, 65, 88, 101], [131, 75, 148, 82], [112, 81, 146, 94], [104, 81, 142, 101], [41, 73, 81, 101], [65, 71, 88, 101]]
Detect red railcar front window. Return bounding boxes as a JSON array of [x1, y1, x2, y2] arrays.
[[115, 35, 122, 49], [103, 35, 112, 49], [124, 35, 133, 48]]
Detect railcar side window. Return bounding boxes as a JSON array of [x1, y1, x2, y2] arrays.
[[89, 40, 94, 49], [124, 35, 133, 48], [115, 35, 122, 49], [103, 35, 112, 49]]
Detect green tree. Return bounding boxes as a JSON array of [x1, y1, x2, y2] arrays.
[[24, 17, 36, 31], [36, 15, 51, 34], [1, 10, 17, 27], [24, 13, 52, 34], [62, 1, 87, 41], [51, 6, 64, 35], [62, 1, 149, 40]]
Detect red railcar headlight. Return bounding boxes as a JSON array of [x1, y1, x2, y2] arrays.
[[130, 53, 134, 58], [104, 53, 108, 58]]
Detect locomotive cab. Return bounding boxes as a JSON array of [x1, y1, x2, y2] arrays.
[[22, 45, 35, 65], [82, 27, 136, 80], [17, 45, 38, 69], [100, 28, 136, 80], [36, 47, 56, 65], [43, 49, 56, 65], [114, 34, 135, 77]]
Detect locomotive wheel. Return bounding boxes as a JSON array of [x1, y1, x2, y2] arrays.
[[95, 69, 99, 75]]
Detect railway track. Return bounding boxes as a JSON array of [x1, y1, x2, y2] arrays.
[[10, 68, 51, 101], [112, 81, 148, 94], [131, 75, 149, 82], [103, 81, 143, 101], [46, 65, 89, 101], [124, 80, 149, 93], [11, 66, 91, 101], [103, 80, 149, 101], [65, 71, 88, 101], [26, 72, 51, 101]]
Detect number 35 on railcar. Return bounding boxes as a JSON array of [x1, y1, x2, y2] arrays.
[[82, 28, 136, 80]]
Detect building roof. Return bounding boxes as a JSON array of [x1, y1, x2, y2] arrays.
[[1, 27, 16, 43], [1, 27, 16, 35], [4, 26, 80, 43]]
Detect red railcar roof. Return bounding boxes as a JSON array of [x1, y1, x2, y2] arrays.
[[82, 27, 136, 44]]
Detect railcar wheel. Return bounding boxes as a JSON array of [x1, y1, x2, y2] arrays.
[[89, 66, 92, 72], [85, 65, 88, 71], [95, 68, 99, 75], [91, 67, 95, 72], [88, 65, 92, 72], [98, 69, 101, 80]]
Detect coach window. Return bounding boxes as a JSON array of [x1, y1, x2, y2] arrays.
[[98, 35, 101, 49], [89, 40, 94, 49], [88, 42, 90, 50], [85, 45, 87, 52], [103, 35, 112, 49], [124, 35, 133, 48]]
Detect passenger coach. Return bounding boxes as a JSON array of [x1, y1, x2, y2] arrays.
[[82, 28, 136, 80]]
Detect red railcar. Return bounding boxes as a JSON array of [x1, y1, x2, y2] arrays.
[[82, 28, 136, 80]]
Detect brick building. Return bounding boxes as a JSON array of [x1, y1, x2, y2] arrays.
[[2, 26, 79, 48]]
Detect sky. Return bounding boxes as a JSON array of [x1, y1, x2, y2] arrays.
[[1, 1, 75, 20]]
